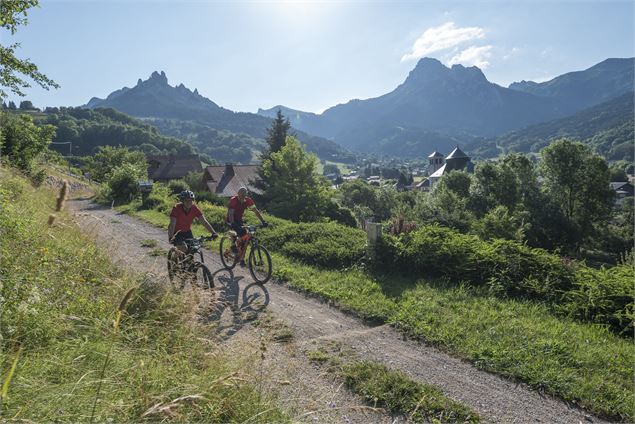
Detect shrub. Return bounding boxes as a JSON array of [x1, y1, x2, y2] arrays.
[[375, 224, 634, 334], [141, 183, 172, 212], [167, 179, 190, 195], [107, 163, 144, 205]]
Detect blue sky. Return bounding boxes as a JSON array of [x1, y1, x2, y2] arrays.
[[4, 0, 634, 113]]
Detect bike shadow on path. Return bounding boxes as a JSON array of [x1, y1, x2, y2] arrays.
[[203, 267, 270, 341]]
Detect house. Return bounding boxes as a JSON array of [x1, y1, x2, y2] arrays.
[[146, 154, 202, 182], [426, 146, 474, 189], [203, 163, 261, 197], [610, 182, 634, 206]]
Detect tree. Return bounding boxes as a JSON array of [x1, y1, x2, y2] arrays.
[[262, 109, 291, 160], [540, 139, 613, 250], [0, 112, 55, 170], [8, 101, 16, 109], [84, 145, 147, 182], [259, 136, 330, 222], [18, 99, 34, 109], [1, 0, 59, 99]]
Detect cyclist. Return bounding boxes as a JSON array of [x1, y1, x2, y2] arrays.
[[226, 187, 267, 265], [168, 190, 218, 255]]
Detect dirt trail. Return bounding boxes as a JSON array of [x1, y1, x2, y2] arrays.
[[69, 199, 608, 424]]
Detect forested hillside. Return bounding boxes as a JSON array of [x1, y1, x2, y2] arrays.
[[467, 92, 634, 161], [35, 107, 194, 156]]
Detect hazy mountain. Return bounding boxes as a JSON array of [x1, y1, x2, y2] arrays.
[[467, 92, 634, 161], [85, 72, 354, 163], [508, 58, 634, 111], [257, 57, 633, 157]]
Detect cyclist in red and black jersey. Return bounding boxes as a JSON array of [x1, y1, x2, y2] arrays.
[[226, 187, 267, 265], [168, 190, 218, 254]]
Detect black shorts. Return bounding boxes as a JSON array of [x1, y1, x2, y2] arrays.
[[229, 221, 246, 237], [173, 230, 193, 245]]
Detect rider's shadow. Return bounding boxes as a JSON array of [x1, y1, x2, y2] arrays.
[[205, 268, 270, 340]]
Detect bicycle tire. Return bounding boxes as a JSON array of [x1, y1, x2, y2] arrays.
[[248, 244, 272, 284], [193, 263, 214, 290], [167, 247, 178, 284], [219, 235, 238, 270]]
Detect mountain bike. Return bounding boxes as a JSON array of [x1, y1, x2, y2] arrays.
[[167, 235, 216, 289], [219, 223, 272, 284]]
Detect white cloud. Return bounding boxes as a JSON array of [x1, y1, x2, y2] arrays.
[[502, 47, 520, 61], [401, 22, 485, 62], [448, 45, 493, 69]]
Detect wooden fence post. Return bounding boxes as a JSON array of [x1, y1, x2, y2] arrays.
[[365, 222, 382, 263]]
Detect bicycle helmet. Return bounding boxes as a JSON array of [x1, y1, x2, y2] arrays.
[[178, 190, 196, 201]]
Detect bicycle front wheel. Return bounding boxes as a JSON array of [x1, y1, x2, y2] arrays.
[[167, 247, 178, 284], [248, 244, 272, 284], [220, 236, 238, 270], [193, 263, 214, 290]]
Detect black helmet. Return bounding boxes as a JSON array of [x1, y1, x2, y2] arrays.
[[178, 190, 195, 201]]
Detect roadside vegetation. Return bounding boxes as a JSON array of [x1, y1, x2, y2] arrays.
[[307, 344, 480, 423], [120, 188, 633, 421], [0, 167, 287, 422]]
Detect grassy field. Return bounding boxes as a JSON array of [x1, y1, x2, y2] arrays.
[[0, 168, 287, 422], [123, 203, 634, 421]]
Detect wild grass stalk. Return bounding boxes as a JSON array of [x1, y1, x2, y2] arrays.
[[0, 347, 22, 416], [89, 286, 136, 423]]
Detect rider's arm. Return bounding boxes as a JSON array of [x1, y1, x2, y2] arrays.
[[197, 215, 219, 237], [251, 206, 265, 224], [168, 217, 177, 241]]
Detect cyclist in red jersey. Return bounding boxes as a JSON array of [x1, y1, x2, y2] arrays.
[[168, 190, 218, 255], [226, 187, 267, 265]]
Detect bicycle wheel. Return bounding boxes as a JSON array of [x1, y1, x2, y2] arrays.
[[193, 263, 214, 290], [220, 235, 238, 270], [167, 247, 178, 284], [248, 244, 272, 284]]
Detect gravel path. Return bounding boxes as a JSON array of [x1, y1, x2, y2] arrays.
[[68, 199, 609, 424]]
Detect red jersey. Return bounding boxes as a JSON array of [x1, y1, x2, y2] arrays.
[[226, 196, 254, 223], [170, 203, 202, 232]]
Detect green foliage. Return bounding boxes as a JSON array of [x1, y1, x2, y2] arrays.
[[376, 224, 634, 334], [259, 136, 331, 222], [272, 254, 633, 421], [183, 170, 205, 191], [105, 163, 144, 204], [140, 182, 171, 211], [166, 178, 190, 195], [40, 107, 193, 156], [262, 109, 291, 161], [540, 139, 613, 250], [0, 168, 286, 422], [84, 145, 147, 182], [0, 0, 59, 99], [257, 220, 367, 268], [341, 361, 479, 423], [0, 112, 55, 170], [471, 205, 526, 241]]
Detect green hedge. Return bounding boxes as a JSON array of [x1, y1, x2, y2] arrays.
[[197, 203, 367, 268], [377, 225, 634, 335]]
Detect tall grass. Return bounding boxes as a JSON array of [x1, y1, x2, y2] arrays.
[[0, 167, 287, 422]]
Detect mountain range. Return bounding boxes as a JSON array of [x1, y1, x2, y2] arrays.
[[259, 57, 634, 157], [86, 72, 355, 163], [85, 57, 634, 162]]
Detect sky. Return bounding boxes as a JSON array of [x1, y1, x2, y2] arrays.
[[3, 0, 634, 113]]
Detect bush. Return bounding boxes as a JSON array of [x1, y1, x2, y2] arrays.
[[167, 179, 190, 195], [107, 163, 143, 205], [194, 190, 226, 206], [141, 183, 172, 212], [375, 224, 634, 334], [195, 202, 367, 268], [258, 221, 367, 268]]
